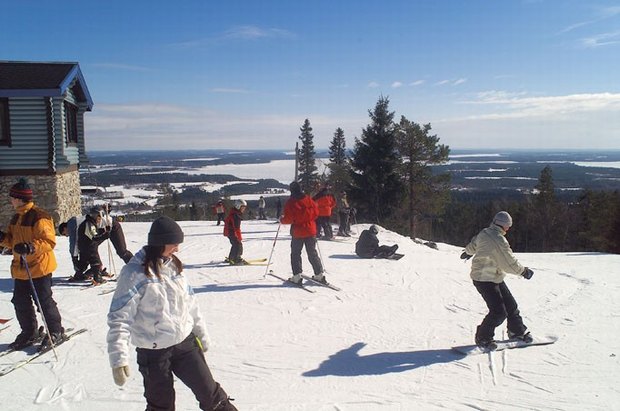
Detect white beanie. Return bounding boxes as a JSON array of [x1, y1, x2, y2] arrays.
[[493, 211, 513, 228]]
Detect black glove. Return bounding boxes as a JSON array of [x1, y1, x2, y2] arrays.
[[14, 242, 35, 255], [0, 231, 5, 242], [460, 251, 472, 260], [522, 267, 534, 280]]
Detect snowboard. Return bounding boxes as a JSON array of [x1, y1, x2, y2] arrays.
[[452, 335, 558, 356], [385, 253, 404, 260]]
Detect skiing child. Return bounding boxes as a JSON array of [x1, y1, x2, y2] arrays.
[[355, 225, 398, 258], [73, 206, 110, 283], [461, 211, 534, 350], [107, 216, 237, 411], [224, 199, 247, 265], [214, 200, 226, 226], [280, 181, 326, 284], [0, 178, 65, 351]]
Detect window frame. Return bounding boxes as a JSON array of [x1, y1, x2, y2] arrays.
[[64, 100, 79, 145], [0, 97, 11, 147]]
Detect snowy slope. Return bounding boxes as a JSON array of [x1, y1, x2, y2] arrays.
[[0, 220, 619, 410]]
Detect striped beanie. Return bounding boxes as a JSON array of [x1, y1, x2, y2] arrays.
[[9, 178, 33, 202]]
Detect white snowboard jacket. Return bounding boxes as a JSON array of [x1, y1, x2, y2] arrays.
[[107, 248, 210, 368], [465, 224, 525, 284]]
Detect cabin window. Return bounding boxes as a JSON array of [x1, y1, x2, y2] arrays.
[[64, 101, 78, 145], [0, 98, 10, 146]]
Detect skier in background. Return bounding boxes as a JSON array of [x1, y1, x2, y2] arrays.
[[0, 178, 65, 351], [258, 196, 267, 219], [280, 181, 326, 284], [58, 215, 85, 274], [73, 206, 111, 284], [337, 191, 352, 237], [461, 211, 534, 350], [107, 216, 237, 411], [224, 199, 247, 265], [214, 200, 226, 226], [312, 185, 336, 239]]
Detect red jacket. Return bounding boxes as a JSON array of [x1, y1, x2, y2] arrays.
[[313, 192, 336, 217], [281, 194, 318, 238], [223, 208, 242, 241]]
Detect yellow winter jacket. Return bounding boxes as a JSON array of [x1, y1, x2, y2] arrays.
[[465, 224, 524, 284], [0, 202, 57, 280]]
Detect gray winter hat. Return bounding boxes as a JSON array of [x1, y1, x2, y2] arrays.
[[148, 216, 184, 246], [493, 211, 513, 228]]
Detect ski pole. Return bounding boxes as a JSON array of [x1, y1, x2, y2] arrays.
[[263, 223, 281, 278], [104, 204, 117, 276], [20, 255, 59, 361]]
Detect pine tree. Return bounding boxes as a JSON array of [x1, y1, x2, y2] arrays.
[[350, 96, 403, 223], [296, 119, 319, 193], [395, 117, 450, 238], [532, 165, 561, 251], [327, 127, 351, 194]]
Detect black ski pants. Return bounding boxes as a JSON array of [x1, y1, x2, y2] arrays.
[[473, 280, 527, 341], [290, 236, 323, 275], [12, 274, 63, 336], [316, 216, 333, 238], [227, 236, 243, 262], [109, 221, 133, 263], [136, 333, 235, 411]]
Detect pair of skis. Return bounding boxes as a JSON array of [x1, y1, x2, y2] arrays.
[[266, 271, 341, 293], [0, 328, 87, 377]]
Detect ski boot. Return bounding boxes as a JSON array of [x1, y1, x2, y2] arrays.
[[288, 274, 302, 285], [475, 337, 498, 351], [38, 328, 66, 352], [8, 326, 43, 350], [312, 273, 328, 284]]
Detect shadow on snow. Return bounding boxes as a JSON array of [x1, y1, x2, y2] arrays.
[[303, 342, 459, 377]]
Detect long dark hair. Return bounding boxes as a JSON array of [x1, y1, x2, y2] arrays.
[[142, 245, 183, 278]]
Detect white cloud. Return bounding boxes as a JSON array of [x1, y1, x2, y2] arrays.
[[579, 31, 620, 48], [223, 25, 294, 40], [410, 80, 425, 86], [367, 81, 379, 88], [391, 81, 403, 88], [453, 78, 467, 85]]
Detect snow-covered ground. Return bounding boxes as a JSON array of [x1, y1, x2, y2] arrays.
[[1, 220, 619, 410]]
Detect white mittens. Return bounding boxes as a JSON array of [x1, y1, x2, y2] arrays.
[[112, 365, 130, 386]]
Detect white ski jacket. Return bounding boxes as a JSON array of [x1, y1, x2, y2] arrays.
[[107, 248, 210, 368], [465, 224, 524, 283]]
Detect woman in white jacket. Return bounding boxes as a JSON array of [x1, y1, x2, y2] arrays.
[[462, 211, 534, 351], [107, 216, 237, 411]]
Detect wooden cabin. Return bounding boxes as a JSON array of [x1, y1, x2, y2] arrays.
[[0, 61, 93, 224]]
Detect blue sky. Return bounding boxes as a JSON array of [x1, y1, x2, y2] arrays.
[[2, 0, 620, 151]]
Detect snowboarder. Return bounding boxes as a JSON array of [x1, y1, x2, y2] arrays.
[[461, 211, 534, 350], [0, 178, 65, 351], [355, 225, 398, 258], [258, 196, 267, 219], [224, 199, 247, 265], [280, 181, 326, 284], [107, 216, 237, 411], [312, 185, 336, 239]]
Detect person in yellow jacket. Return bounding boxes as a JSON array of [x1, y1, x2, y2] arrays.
[[0, 179, 64, 351]]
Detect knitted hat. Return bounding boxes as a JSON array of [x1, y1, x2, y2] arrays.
[[289, 181, 302, 196], [369, 225, 379, 234], [9, 178, 33, 202], [493, 211, 513, 228], [148, 216, 184, 246]]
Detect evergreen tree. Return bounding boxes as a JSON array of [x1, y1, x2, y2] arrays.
[[350, 96, 403, 223], [327, 127, 351, 194], [395, 117, 450, 238], [296, 119, 319, 193], [532, 165, 561, 251]]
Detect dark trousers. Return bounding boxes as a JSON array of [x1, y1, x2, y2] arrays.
[[110, 221, 133, 263], [227, 236, 243, 262], [12, 274, 63, 335], [291, 237, 323, 275], [77, 242, 103, 274], [473, 280, 527, 341], [216, 213, 225, 225], [137, 334, 233, 411], [337, 211, 349, 235], [316, 216, 333, 238]]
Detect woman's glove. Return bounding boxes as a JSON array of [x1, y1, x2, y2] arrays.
[[522, 267, 534, 280], [112, 365, 130, 386]]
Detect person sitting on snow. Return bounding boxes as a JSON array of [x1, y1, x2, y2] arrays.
[[355, 225, 398, 258]]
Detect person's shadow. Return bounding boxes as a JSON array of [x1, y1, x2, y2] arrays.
[[303, 342, 458, 377]]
